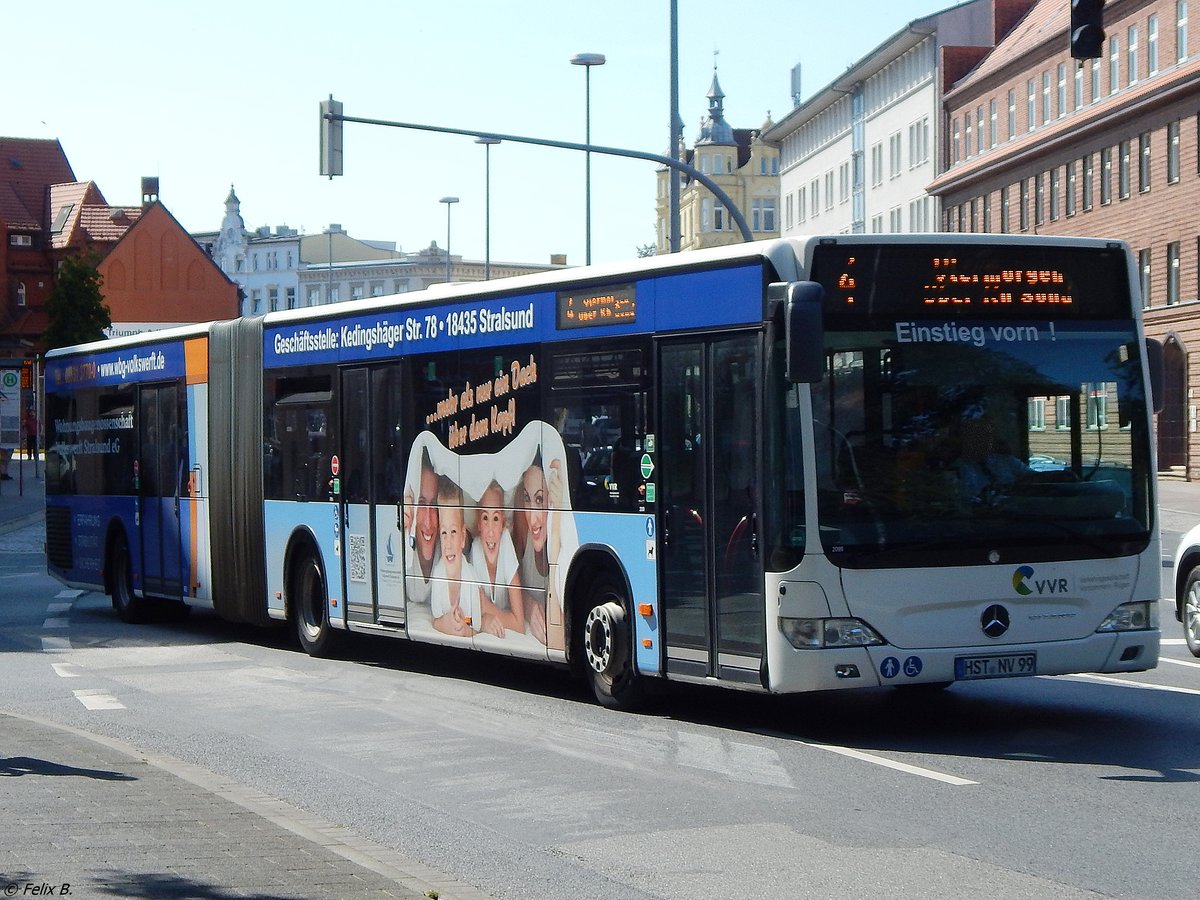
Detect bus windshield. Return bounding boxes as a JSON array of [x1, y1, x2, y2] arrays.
[[800, 241, 1154, 568]]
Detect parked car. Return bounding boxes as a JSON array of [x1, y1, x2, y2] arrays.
[[1171, 524, 1200, 656]]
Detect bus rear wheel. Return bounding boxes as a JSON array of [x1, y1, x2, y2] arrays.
[[110, 534, 149, 624], [292, 549, 338, 657], [580, 574, 642, 710]]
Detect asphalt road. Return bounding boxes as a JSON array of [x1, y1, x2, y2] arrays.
[[3, 516, 1199, 900]]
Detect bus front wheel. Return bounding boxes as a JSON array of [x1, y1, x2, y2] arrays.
[[291, 549, 338, 657], [110, 534, 149, 624], [580, 575, 642, 710]]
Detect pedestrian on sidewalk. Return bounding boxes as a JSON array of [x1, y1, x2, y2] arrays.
[[23, 403, 38, 479]]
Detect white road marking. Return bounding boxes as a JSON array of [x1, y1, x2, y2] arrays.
[[1066, 673, 1200, 696], [774, 736, 978, 785], [42, 616, 69, 629], [55, 589, 84, 599], [1160, 638, 1186, 646], [46, 602, 72, 614], [72, 689, 125, 710], [1157, 656, 1200, 670], [51, 663, 81, 678], [41, 636, 72, 652]]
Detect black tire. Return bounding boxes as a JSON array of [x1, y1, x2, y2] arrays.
[[579, 573, 642, 710], [1183, 569, 1200, 658], [110, 533, 149, 624], [292, 548, 338, 657]]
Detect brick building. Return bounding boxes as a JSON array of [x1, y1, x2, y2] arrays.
[[930, 0, 1200, 478]]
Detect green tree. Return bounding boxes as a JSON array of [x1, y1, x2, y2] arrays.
[[43, 254, 111, 350]]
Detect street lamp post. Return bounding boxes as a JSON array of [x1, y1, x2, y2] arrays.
[[440, 196, 459, 283], [570, 52, 605, 266], [474, 137, 500, 280]]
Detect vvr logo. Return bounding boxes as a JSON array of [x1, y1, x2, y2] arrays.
[[1012, 565, 1069, 596]]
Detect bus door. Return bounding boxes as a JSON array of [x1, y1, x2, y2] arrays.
[[658, 334, 764, 684], [341, 364, 407, 626], [138, 383, 185, 600], [340, 367, 377, 625]]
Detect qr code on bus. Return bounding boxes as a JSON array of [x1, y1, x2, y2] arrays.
[[348, 534, 368, 583]]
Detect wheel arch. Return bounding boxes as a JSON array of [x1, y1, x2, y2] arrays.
[[282, 525, 326, 623]]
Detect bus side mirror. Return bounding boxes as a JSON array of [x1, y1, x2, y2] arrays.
[[785, 281, 825, 384], [1145, 337, 1164, 413]]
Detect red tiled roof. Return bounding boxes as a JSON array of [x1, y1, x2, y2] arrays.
[[78, 204, 142, 243], [0, 137, 75, 229], [0, 308, 50, 339], [47, 181, 106, 249]]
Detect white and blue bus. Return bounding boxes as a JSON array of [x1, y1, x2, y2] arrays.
[[45, 235, 1162, 708]]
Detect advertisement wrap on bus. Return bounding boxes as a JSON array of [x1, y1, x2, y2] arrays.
[[45, 235, 1163, 709]]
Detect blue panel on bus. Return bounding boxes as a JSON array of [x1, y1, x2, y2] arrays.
[[46, 341, 186, 389], [647, 264, 764, 333]]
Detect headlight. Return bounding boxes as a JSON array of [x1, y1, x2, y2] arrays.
[[780, 617, 885, 649], [1096, 601, 1158, 632]]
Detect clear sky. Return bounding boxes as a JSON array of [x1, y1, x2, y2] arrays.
[[8, 0, 960, 268]]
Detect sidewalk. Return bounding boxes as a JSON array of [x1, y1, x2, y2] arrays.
[[0, 455, 45, 536]]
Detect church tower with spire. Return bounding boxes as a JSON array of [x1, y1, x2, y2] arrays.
[[654, 59, 779, 253]]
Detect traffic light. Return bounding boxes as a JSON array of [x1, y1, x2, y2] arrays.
[[1070, 0, 1106, 60], [319, 96, 343, 178]]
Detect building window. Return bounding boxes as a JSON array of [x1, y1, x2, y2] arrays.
[[1056, 396, 1072, 430], [1139, 248, 1152, 308], [969, 197, 979, 232], [1066, 160, 1077, 216], [1129, 25, 1139, 83], [1020, 178, 1030, 230], [268, 287, 278, 312], [1139, 132, 1151, 193], [1091, 57, 1101, 102], [1007, 89, 1016, 139], [1083, 154, 1094, 210], [1029, 397, 1046, 430], [824, 171, 835, 210], [307, 286, 320, 306], [891, 206, 903, 232], [1169, 120, 1181, 183], [285, 287, 296, 309], [889, 132, 902, 177], [1167, 241, 1181, 304], [9, 234, 32, 247], [1049, 168, 1060, 220], [1119, 139, 1131, 198], [1087, 388, 1108, 430], [1074, 63, 1084, 110], [964, 117, 972, 159], [1109, 35, 1121, 94], [752, 198, 777, 231], [1178, 1, 1189, 64], [988, 100, 997, 148], [16, 282, 26, 306], [1101, 146, 1113, 204], [798, 186, 807, 222], [1057, 63, 1067, 117], [811, 179, 820, 217], [1041, 71, 1051, 124], [983, 194, 991, 232], [976, 105, 984, 154], [1150, 14, 1160, 73], [1001, 185, 1010, 233], [1027, 78, 1036, 131], [251, 289, 261, 313], [1034, 172, 1045, 225], [839, 162, 850, 203]]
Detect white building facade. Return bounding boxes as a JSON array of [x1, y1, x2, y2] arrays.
[[766, 0, 1020, 237]]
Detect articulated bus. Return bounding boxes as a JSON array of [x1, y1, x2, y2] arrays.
[[44, 235, 1162, 708]]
